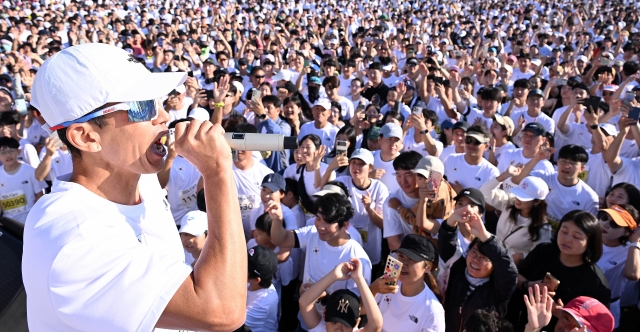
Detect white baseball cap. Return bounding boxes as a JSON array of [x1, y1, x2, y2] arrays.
[[312, 98, 332, 110], [509, 176, 549, 201], [271, 69, 294, 82], [31, 43, 186, 131], [413, 156, 444, 178], [188, 107, 210, 122], [350, 148, 374, 165], [179, 210, 208, 236]]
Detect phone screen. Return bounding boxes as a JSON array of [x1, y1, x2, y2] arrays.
[[588, 96, 601, 113], [629, 107, 640, 121], [15, 98, 27, 115]]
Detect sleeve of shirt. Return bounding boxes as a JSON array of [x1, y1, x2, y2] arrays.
[[245, 293, 278, 330], [584, 190, 599, 215], [47, 223, 193, 331], [29, 167, 47, 194], [546, 117, 556, 135], [294, 225, 315, 249], [382, 197, 403, 238], [374, 182, 389, 214], [24, 144, 40, 168], [282, 206, 298, 231]]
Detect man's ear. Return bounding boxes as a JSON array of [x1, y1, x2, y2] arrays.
[[66, 123, 103, 153]]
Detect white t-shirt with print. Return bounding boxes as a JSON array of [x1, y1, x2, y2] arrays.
[[530, 171, 599, 225], [497, 149, 555, 192], [376, 281, 446, 332], [298, 122, 340, 153], [510, 110, 556, 146], [383, 189, 420, 240], [234, 161, 274, 239], [38, 148, 73, 182], [245, 284, 279, 332], [0, 163, 46, 223], [403, 128, 444, 158], [597, 244, 632, 325], [249, 202, 299, 232], [25, 122, 49, 145], [22, 174, 192, 332], [166, 156, 202, 225], [444, 154, 500, 189], [373, 150, 400, 194], [336, 176, 389, 264], [295, 225, 372, 295], [336, 95, 356, 120]]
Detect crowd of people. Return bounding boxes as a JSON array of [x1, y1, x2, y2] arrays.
[[4, 0, 640, 331]]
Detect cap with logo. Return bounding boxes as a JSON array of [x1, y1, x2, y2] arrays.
[[454, 188, 486, 211], [262, 173, 286, 192], [31, 44, 186, 131], [493, 114, 514, 136], [380, 123, 403, 140], [561, 296, 614, 332], [413, 156, 444, 179], [312, 98, 332, 110], [523, 122, 546, 137], [247, 245, 278, 279], [403, 78, 417, 90], [179, 210, 208, 236], [397, 234, 437, 262], [324, 289, 361, 328], [367, 126, 381, 140], [509, 176, 549, 202], [600, 205, 637, 231], [350, 148, 374, 165]]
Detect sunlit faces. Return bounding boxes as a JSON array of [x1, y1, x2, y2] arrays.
[[297, 138, 319, 164], [598, 212, 630, 241], [180, 232, 206, 254], [556, 158, 584, 181], [260, 186, 284, 205], [0, 147, 20, 166], [314, 210, 345, 242], [349, 158, 370, 179], [556, 221, 588, 257], [312, 105, 331, 123], [395, 169, 418, 195], [466, 243, 494, 278], [396, 251, 429, 283], [379, 136, 401, 155], [606, 187, 630, 208]]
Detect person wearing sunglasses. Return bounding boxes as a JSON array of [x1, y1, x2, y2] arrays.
[[596, 205, 640, 327], [23, 44, 248, 331], [443, 124, 499, 194]]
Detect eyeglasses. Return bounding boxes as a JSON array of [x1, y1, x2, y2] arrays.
[[218, 58, 228, 61], [253, 75, 265, 79], [468, 249, 491, 264], [558, 158, 580, 167], [465, 137, 485, 146], [49, 100, 160, 131], [0, 149, 17, 155]]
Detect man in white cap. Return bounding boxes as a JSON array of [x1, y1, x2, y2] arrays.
[[297, 98, 339, 152], [22, 44, 247, 331], [371, 122, 404, 193]]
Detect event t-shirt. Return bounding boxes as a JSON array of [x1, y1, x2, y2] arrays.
[[233, 161, 274, 239], [402, 128, 444, 158], [583, 152, 612, 200], [22, 174, 192, 331], [0, 163, 46, 223], [611, 156, 640, 190], [376, 281, 446, 332], [497, 149, 555, 192], [245, 284, 279, 332], [336, 176, 389, 264], [530, 171, 599, 225], [295, 225, 372, 295], [510, 110, 556, 146], [283, 162, 336, 203], [444, 154, 500, 189], [166, 156, 201, 225], [372, 150, 400, 194], [298, 122, 339, 153], [25, 121, 49, 145], [38, 148, 73, 182], [596, 244, 632, 325], [383, 189, 420, 240], [18, 138, 40, 168]]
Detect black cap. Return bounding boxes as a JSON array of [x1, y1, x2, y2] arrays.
[[452, 121, 470, 132], [203, 58, 216, 65], [248, 246, 278, 279], [397, 234, 437, 262], [282, 81, 298, 94], [325, 289, 360, 328], [527, 88, 544, 98], [238, 58, 250, 66], [523, 122, 546, 136], [454, 188, 486, 211]]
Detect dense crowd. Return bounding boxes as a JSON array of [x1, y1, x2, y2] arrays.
[[3, 0, 640, 331]]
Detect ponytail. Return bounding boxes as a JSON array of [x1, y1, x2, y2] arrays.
[[424, 262, 443, 303]]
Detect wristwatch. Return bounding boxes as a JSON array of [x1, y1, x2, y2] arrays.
[[590, 124, 598, 130], [419, 130, 428, 135], [627, 242, 640, 250], [259, 114, 267, 120]]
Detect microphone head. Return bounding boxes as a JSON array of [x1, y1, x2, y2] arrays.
[[283, 136, 299, 150]]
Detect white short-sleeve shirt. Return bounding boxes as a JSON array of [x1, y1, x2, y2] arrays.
[[376, 281, 446, 332], [233, 162, 274, 239], [0, 163, 47, 223], [443, 154, 500, 189], [166, 156, 202, 225]]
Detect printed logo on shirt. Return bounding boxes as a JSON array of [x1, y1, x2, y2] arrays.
[[178, 167, 184, 171], [383, 295, 391, 304], [409, 315, 418, 324], [312, 246, 319, 255], [571, 201, 581, 206], [21, 180, 28, 184], [609, 260, 618, 266], [475, 176, 481, 181]]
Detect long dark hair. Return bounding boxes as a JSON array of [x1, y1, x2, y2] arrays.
[[327, 126, 357, 174], [424, 261, 443, 303], [506, 199, 548, 241], [606, 182, 640, 212], [553, 210, 602, 265]]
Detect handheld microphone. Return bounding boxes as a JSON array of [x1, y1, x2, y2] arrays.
[[224, 133, 299, 151]]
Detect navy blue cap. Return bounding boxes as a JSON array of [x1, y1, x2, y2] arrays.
[[523, 122, 546, 136], [262, 173, 286, 192]]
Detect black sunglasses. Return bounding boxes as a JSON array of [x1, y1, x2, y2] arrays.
[[465, 136, 485, 146], [599, 213, 621, 229], [254, 75, 265, 79]]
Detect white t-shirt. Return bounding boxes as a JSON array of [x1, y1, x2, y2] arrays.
[[166, 156, 202, 225], [438, 145, 461, 164], [22, 174, 192, 331], [511, 68, 534, 81], [444, 154, 500, 189], [336, 95, 356, 120], [295, 225, 372, 295], [298, 122, 340, 153], [403, 128, 444, 158], [25, 122, 49, 145], [556, 122, 592, 151], [336, 176, 389, 264], [0, 163, 46, 223], [611, 157, 640, 190], [510, 110, 556, 146], [245, 284, 279, 332], [283, 162, 336, 203], [233, 161, 274, 239], [246, 239, 297, 291], [38, 148, 73, 182], [372, 150, 400, 194], [18, 138, 40, 168], [497, 149, 555, 192], [465, 109, 494, 129], [383, 189, 420, 240], [338, 75, 356, 97], [376, 282, 446, 332], [583, 152, 612, 200], [530, 171, 599, 225]]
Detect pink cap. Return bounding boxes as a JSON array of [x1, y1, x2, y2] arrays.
[[562, 297, 614, 332]]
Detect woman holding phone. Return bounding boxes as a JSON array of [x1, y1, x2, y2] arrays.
[[509, 210, 611, 331], [324, 126, 357, 177]]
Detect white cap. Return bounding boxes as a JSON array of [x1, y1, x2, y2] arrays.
[[413, 156, 444, 178], [509, 176, 549, 201], [174, 84, 186, 94], [231, 81, 244, 95], [576, 55, 588, 63], [179, 210, 208, 236], [530, 58, 542, 66], [271, 69, 293, 82], [598, 123, 618, 136], [188, 107, 210, 122], [350, 148, 374, 165], [312, 98, 332, 110], [31, 44, 186, 129]]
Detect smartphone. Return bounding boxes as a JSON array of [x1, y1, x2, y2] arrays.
[[371, 94, 381, 106], [15, 98, 27, 115], [446, 45, 454, 51], [601, 59, 612, 66], [587, 95, 601, 113], [552, 78, 568, 86], [629, 107, 640, 122], [412, 105, 423, 116], [356, 103, 365, 113], [383, 255, 403, 285], [336, 140, 348, 155], [251, 89, 262, 102], [168, 128, 175, 145], [304, 59, 310, 67], [543, 272, 561, 291], [434, 77, 445, 85], [48, 131, 65, 149]]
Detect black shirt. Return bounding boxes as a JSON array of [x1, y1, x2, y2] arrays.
[[362, 81, 390, 107]]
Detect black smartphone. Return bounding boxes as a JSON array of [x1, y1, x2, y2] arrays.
[[434, 77, 444, 85], [205, 90, 214, 100], [443, 79, 451, 87], [187, 71, 194, 77], [587, 95, 601, 113], [371, 94, 381, 106], [629, 107, 640, 122]]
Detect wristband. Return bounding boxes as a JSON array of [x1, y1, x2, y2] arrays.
[[396, 206, 402, 212], [213, 102, 224, 108], [628, 242, 640, 250], [419, 130, 428, 135]]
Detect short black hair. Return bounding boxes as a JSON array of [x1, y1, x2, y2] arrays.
[[572, 82, 590, 93], [557, 144, 588, 164], [480, 87, 502, 102], [0, 136, 19, 150], [261, 95, 282, 108], [0, 111, 20, 126], [513, 79, 530, 89], [284, 178, 299, 199], [423, 109, 438, 127], [248, 269, 273, 288], [255, 213, 273, 236], [314, 193, 354, 228], [393, 151, 422, 171], [368, 62, 383, 71], [554, 210, 602, 264], [233, 123, 258, 134]]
